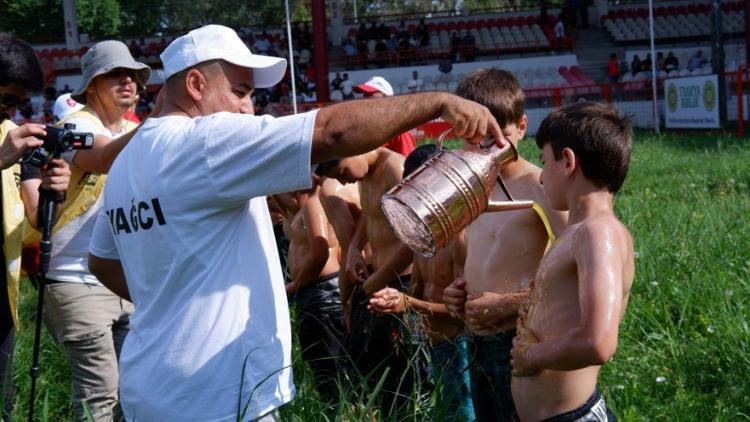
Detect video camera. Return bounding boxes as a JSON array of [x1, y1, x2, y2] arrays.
[[22, 123, 94, 167]]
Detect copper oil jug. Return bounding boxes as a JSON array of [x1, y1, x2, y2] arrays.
[[381, 128, 534, 257]]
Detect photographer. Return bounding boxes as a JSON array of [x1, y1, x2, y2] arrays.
[[87, 24, 505, 421], [0, 33, 71, 419], [20, 40, 149, 421]]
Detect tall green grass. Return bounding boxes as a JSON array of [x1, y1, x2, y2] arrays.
[[8, 131, 750, 421]]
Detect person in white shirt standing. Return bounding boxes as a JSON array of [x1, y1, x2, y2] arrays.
[[407, 70, 424, 93], [20, 40, 150, 422], [87, 24, 506, 422]]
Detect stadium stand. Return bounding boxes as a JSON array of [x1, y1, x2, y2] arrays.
[[602, 2, 746, 42]]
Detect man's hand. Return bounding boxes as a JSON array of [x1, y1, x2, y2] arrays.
[[0, 124, 45, 169], [443, 276, 468, 317], [345, 247, 369, 285], [40, 159, 71, 193], [368, 287, 406, 314], [440, 96, 507, 147]]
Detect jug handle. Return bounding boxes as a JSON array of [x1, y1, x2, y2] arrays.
[[437, 128, 499, 150], [486, 174, 535, 212]]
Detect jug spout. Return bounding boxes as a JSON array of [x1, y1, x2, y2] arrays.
[[486, 199, 535, 212]]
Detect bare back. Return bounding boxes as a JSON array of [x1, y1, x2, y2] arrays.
[[360, 149, 411, 275], [512, 214, 634, 421], [413, 236, 466, 343], [287, 190, 342, 282]]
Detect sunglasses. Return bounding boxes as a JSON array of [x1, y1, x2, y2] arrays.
[[0, 93, 30, 109]]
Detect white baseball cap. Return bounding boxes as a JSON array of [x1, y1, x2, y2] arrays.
[[52, 93, 84, 121], [160, 25, 287, 88], [353, 76, 394, 96]]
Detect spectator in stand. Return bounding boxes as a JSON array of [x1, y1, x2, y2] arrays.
[[357, 39, 369, 68], [687, 49, 708, 71], [607, 53, 620, 84], [368, 22, 379, 42], [462, 30, 477, 62], [129, 40, 143, 58], [554, 19, 566, 49], [344, 38, 358, 69], [253, 33, 271, 55], [655, 52, 665, 72], [358, 23, 368, 42], [631, 54, 643, 76], [643, 53, 652, 72], [450, 31, 462, 62], [378, 23, 389, 41], [540, 0, 550, 25], [665, 51, 679, 72], [353, 76, 417, 157], [438, 57, 453, 83], [330, 72, 343, 91], [299, 48, 312, 66], [398, 20, 409, 39], [407, 71, 424, 93], [387, 33, 400, 63], [341, 73, 354, 99], [375, 38, 388, 67]]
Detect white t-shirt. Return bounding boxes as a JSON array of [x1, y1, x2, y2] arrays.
[[89, 110, 317, 421], [341, 79, 354, 95], [47, 117, 128, 285], [407, 77, 423, 92]]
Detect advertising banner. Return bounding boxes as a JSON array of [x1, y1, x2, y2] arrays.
[[665, 74, 720, 129]]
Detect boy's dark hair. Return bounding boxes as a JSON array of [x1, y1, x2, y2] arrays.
[[536, 102, 632, 193], [455, 68, 525, 128], [0, 33, 44, 92], [314, 159, 341, 177], [403, 144, 440, 178]]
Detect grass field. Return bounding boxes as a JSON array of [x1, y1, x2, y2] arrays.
[[7, 129, 750, 421]]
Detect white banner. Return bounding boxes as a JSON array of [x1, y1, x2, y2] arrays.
[[664, 74, 720, 129]]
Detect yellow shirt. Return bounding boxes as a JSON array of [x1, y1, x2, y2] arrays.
[[0, 119, 28, 328]]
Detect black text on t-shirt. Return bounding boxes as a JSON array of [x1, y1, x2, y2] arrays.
[[106, 198, 167, 236]]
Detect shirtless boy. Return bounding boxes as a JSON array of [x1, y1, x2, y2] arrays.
[[443, 69, 567, 421], [510, 102, 634, 422], [318, 177, 369, 333], [369, 144, 474, 421], [317, 147, 415, 409], [284, 178, 346, 401]]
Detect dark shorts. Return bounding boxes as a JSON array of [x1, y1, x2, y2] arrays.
[[469, 330, 516, 422], [292, 273, 346, 401], [513, 388, 616, 422], [347, 274, 426, 411], [431, 336, 476, 421]]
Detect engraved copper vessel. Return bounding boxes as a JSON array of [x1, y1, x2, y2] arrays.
[[381, 129, 534, 257]]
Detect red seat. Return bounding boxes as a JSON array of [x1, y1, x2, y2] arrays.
[[427, 23, 437, 31], [526, 15, 537, 25], [497, 17, 507, 27], [637, 9, 648, 18], [476, 19, 486, 28], [447, 22, 457, 31], [456, 21, 468, 30], [437, 22, 447, 31], [675, 5, 687, 14], [466, 20, 477, 29], [666, 6, 676, 15], [687, 4, 697, 14], [655, 7, 666, 17], [347, 28, 358, 38]]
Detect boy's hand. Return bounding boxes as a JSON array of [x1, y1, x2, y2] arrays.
[[465, 291, 513, 333], [40, 158, 71, 193], [443, 276, 468, 317], [368, 287, 406, 314], [511, 334, 540, 377], [345, 248, 369, 285]]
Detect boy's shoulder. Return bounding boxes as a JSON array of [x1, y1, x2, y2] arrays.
[[572, 212, 632, 254]]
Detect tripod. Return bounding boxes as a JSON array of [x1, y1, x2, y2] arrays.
[[27, 188, 63, 422]]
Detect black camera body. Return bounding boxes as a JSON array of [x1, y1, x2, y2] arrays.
[[23, 123, 94, 167]]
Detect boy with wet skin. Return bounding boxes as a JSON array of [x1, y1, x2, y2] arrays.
[[283, 177, 347, 402], [442, 69, 567, 421], [316, 147, 415, 410], [318, 177, 370, 333], [510, 102, 634, 422], [369, 144, 475, 421]]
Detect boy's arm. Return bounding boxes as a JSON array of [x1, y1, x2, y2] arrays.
[[465, 289, 530, 334], [363, 159, 413, 296], [286, 197, 331, 294], [345, 216, 369, 283], [513, 223, 625, 375]]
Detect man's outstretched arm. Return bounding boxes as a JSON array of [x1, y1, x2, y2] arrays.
[[311, 92, 504, 164]]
